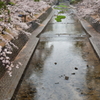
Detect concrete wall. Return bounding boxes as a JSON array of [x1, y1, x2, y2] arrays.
[[0, 7, 52, 79], [27, 7, 52, 33], [86, 16, 100, 33]]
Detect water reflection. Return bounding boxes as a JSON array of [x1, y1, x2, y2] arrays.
[[14, 8, 100, 100], [79, 40, 100, 100], [40, 14, 85, 36]]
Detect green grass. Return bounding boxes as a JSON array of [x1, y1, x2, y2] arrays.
[[70, 0, 82, 4], [8, 2, 15, 6], [0, 1, 6, 9], [0, 19, 3, 21], [54, 7, 62, 10], [58, 10, 65, 14], [57, 15, 66, 19], [55, 15, 66, 22], [34, 0, 40, 2], [54, 4, 68, 11], [60, 3, 65, 5], [57, 5, 68, 8], [55, 18, 62, 22], [54, 4, 67, 22], [54, 7, 68, 11], [70, 0, 76, 4]]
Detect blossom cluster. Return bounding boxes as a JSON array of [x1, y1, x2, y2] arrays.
[[0, 0, 51, 76], [76, 0, 100, 22]]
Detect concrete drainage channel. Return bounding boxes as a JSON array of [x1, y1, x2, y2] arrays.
[[0, 7, 54, 100], [79, 18, 100, 60], [12, 7, 100, 100], [0, 3, 100, 100], [72, 7, 100, 61]]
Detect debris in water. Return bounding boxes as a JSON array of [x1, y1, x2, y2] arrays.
[[59, 75, 63, 78], [87, 65, 89, 67], [75, 67, 78, 70], [54, 62, 57, 65], [76, 88, 81, 90], [71, 73, 75, 75], [81, 92, 83, 94], [88, 87, 93, 90], [65, 76, 69, 80], [55, 82, 59, 84], [96, 77, 100, 79], [22, 95, 27, 98]]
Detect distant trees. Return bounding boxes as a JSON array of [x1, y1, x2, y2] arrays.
[[0, 0, 51, 76], [70, 0, 82, 4], [76, 0, 100, 18], [6, 0, 10, 4], [1, 0, 10, 4]]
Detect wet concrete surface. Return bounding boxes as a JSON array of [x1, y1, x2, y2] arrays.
[[13, 10, 100, 100]]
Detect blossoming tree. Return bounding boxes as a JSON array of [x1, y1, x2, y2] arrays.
[[0, 0, 52, 76]]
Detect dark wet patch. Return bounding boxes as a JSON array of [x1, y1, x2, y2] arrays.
[[71, 73, 75, 75], [54, 62, 57, 65], [75, 67, 78, 70], [55, 82, 59, 84], [65, 76, 69, 80]]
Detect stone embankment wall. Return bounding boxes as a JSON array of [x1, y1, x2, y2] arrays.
[[85, 16, 100, 33], [0, 7, 52, 79], [27, 7, 52, 33]]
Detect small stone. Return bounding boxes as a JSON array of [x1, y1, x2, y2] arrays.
[[75, 67, 78, 70], [76, 88, 80, 90], [29, 91, 34, 94], [81, 92, 83, 94], [55, 82, 59, 84], [42, 87, 45, 90], [59, 75, 63, 78], [54, 62, 57, 65], [22, 95, 27, 98], [87, 65, 89, 67], [65, 76, 69, 80], [88, 87, 93, 90], [71, 73, 75, 75], [96, 77, 100, 79]]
